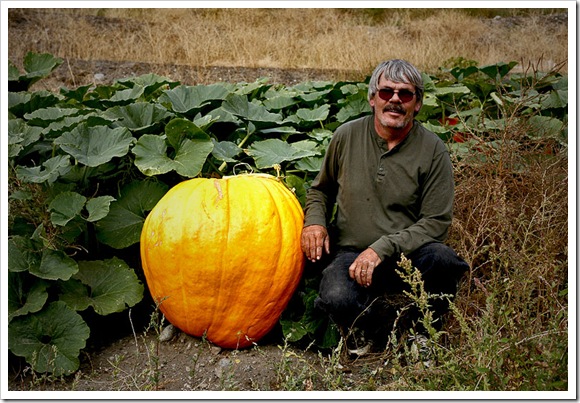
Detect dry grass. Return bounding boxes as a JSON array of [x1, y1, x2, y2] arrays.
[[8, 8, 568, 77]]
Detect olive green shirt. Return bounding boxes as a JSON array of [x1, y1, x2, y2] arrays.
[[303, 115, 453, 260]]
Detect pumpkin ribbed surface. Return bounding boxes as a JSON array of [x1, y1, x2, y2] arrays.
[[140, 174, 304, 349]]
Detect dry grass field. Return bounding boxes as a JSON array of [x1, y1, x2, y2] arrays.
[[8, 7, 568, 84]]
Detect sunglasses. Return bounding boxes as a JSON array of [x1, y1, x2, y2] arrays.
[[377, 88, 416, 103]]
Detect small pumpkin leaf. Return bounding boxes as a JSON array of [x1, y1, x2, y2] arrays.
[[280, 320, 309, 342], [30, 249, 78, 281], [48, 191, 87, 226], [222, 94, 283, 128], [173, 137, 215, 178], [85, 195, 116, 222], [336, 97, 371, 123], [8, 301, 90, 375], [16, 155, 71, 184], [165, 118, 209, 150], [8, 271, 49, 322], [211, 139, 242, 163], [8, 236, 39, 273]]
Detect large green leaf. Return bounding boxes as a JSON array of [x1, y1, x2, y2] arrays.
[[96, 180, 168, 249], [159, 84, 231, 114], [8, 90, 60, 118], [54, 123, 134, 167], [527, 115, 566, 141], [24, 106, 82, 128], [295, 104, 330, 123], [103, 102, 173, 133], [222, 94, 283, 128], [8, 301, 90, 375], [131, 135, 175, 176], [133, 119, 214, 178], [245, 138, 318, 169], [336, 97, 371, 123], [59, 257, 143, 315]]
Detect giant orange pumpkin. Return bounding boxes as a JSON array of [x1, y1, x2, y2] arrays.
[[140, 174, 305, 349]]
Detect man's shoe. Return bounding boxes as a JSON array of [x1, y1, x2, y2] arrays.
[[347, 340, 373, 356], [407, 333, 433, 367]]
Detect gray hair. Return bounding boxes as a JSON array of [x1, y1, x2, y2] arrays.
[[367, 59, 424, 104]]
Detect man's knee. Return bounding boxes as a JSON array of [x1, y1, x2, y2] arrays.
[[409, 242, 469, 293]]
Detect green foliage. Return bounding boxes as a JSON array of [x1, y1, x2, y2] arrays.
[[8, 52, 568, 380], [9, 52, 63, 92]]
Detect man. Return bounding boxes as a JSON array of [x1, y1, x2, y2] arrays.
[[301, 59, 469, 354]]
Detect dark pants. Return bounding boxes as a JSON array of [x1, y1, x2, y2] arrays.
[[314, 242, 469, 339]]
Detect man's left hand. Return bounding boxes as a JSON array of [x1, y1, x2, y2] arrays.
[[348, 248, 381, 287]]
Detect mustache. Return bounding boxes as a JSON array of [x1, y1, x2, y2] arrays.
[[383, 105, 405, 114]]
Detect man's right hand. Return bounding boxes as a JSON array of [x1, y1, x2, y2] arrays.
[[301, 225, 330, 262]]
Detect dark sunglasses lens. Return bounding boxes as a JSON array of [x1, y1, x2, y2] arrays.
[[378, 88, 415, 102], [398, 90, 415, 102], [378, 88, 394, 101]]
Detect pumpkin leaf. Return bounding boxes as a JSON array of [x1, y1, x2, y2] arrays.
[[48, 191, 87, 226], [8, 119, 43, 157], [336, 96, 371, 123], [280, 320, 309, 342], [295, 104, 330, 123], [85, 196, 116, 222], [133, 119, 214, 178], [16, 155, 71, 184], [211, 139, 242, 163], [8, 236, 39, 273], [96, 180, 168, 249], [132, 135, 175, 176], [222, 94, 283, 128], [103, 102, 173, 133], [54, 123, 134, 167], [8, 301, 90, 375], [60, 257, 144, 315], [159, 84, 231, 114], [58, 279, 92, 312], [245, 138, 318, 168], [30, 249, 79, 281], [8, 271, 49, 322]]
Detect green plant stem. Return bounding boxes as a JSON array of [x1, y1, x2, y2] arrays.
[[218, 129, 253, 173]]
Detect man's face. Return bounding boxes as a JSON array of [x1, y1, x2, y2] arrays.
[[370, 77, 421, 133]]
